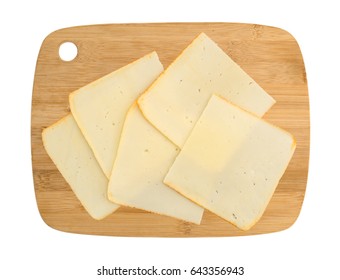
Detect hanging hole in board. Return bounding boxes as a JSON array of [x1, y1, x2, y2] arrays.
[[59, 41, 78, 62]]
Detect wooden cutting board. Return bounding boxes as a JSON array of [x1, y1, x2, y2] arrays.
[[31, 23, 309, 237]]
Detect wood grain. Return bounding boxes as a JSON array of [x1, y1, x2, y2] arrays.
[[31, 23, 309, 237]]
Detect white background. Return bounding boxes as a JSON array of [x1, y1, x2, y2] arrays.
[[1, 0, 339, 279]]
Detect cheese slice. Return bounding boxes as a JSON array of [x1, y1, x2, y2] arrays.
[[108, 103, 204, 224], [138, 33, 275, 147], [70, 52, 163, 178], [164, 95, 296, 230], [42, 114, 119, 220]]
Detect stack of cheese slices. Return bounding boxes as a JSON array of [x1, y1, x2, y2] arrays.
[[42, 33, 296, 231]]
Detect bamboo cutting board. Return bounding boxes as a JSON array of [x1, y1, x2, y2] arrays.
[[31, 23, 309, 237]]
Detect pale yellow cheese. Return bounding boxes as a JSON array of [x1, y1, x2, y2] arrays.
[[70, 52, 163, 178], [42, 115, 119, 220], [164, 95, 296, 230], [108, 103, 204, 224], [138, 33, 275, 147]]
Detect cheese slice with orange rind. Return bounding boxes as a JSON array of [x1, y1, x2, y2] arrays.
[[42, 114, 119, 220], [108, 103, 204, 225], [70, 52, 163, 178], [164, 94, 296, 230], [138, 33, 275, 147]]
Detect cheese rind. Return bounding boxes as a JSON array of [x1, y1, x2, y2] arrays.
[[138, 33, 275, 147], [108, 104, 204, 224], [42, 115, 119, 220], [164, 95, 295, 230], [70, 52, 163, 178]]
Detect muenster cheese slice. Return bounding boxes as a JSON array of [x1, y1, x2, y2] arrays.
[[164, 95, 296, 230], [108, 103, 204, 224], [42, 114, 119, 220], [138, 33, 275, 147], [70, 52, 163, 178]]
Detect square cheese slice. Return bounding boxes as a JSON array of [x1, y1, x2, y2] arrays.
[[42, 114, 119, 220], [164, 95, 296, 230], [70, 52, 163, 178], [108, 103, 204, 224], [138, 33, 275, 147]]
